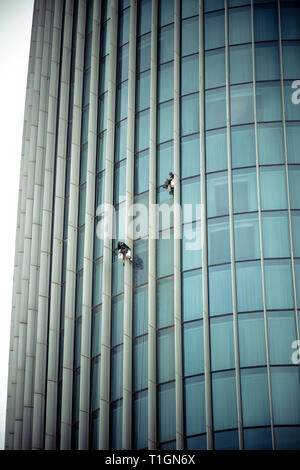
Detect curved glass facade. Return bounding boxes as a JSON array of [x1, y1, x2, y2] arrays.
[[5, 0, 300, 451]]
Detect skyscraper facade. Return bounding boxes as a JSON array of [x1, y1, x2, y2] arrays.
[[5, 0, 300, 451]]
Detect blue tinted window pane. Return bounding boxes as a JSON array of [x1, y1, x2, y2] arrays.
[[230, 44, 252, 84], [282, 41, 300, 79], [133, 391, 148, 449], [181, 93, 199, 136], [182, 54, 199, 95], [183, 321, 204, 376], [254, 4, 278, 41], [209, 265, 233, 316], [93, 259, 103, 307], [157, 141, 173, 186], [91, 356, 101, 412], [158, 24, 174, 63], [275, 427, 300, 450], [112, 254, 124, 296], [236, 261, 263, 312], [268, 311, 297, 365], [211, 316, 235, 371], [256, 82, 282, 122], [91, 306, 101, 357], [286, 123, 300, 164], [271, 367, 300, 425], [133, 239, 148, 286], [77, 226, 85, 272], [110, 346, 123, 402], [115, 120, 127, 162], [284, 81, 300, 121], [134, 150, 148, 195], [206, 128, 227, 173], [157, 382, 176, 443], [265, 260, 294, 310], [111, 296, 123, 347], [208, 217, 230, 265], [135, 110, 150, 152], [292, 212, 300, 258], [232, 168, 258, 213], [214, 430, 239, 450], [182, 16, 199, 56], [280, 4, 300, 40], [205, 87, 226, 130], [118, 8, 130, 45], [116, 81, 128, 121], [184, 376, 206, 436], [241, 368, 270, 426], [133, 286, 148, 337], [182, 222, 202, 271], [262, 212, 290, 258], [231, 84, 254, 125], [133, 336, 148, 392], [159, 0, 174, 26], [137, 33, 151, 72], [229, 7, 251, 45], [157, 101, 173, 143], [157, 231, 174, 278], [181, 176, 201, 224], [158, 62, 174, 103], [110, 400, 122, 449], [157, 328, 175, 383], [234, 213, 260, 261], [205, 11, 225, 50], [206, 172, 229, 217], [91, 410, 100, 450], [182, 269, 203, 322], [205, 48, 225, 89], [258, 123, 284, 165], [255, 42, 280, 81], [157, 277, 174, 329], [231, 125, 256, 168], [186, 434, 207, 450], [244, 427, 272, 450], [204, 0, 224, 12], [260, 166, 287, 210], [289, 166, 300, 210], [212, 371, 238, 431], [136, 71, 150, 111], [114, 160, 126, 204], [138, 0, 152, 36], [238, 312, 266, 367], [117, 44, 129, 82], [182, 0, 198, 18], [181, 133, 200, 179]]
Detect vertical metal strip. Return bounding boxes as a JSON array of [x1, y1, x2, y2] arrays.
[[224, 0, 244, 450], [5, 1, 38, 450], [99, 0, 118, 450], [78, 0, 101, 450], [60, 0, 86, 450], [122, 0, 137, 450], [251, 0, 275, 449], [22, 2, 54, 449], [173, 0, 184, 451], [14, 1, 46, 449], [199, 0, 213, 451], [148, 0, 158, 451]]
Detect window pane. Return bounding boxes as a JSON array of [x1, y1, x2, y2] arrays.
[[271, 366, 300, 425], [181, 176, 201, 224], [182, 16, 199, 56], [182, 0, 198, 18], [183, 321, 204, 376], [204, 0, 224, 12], [114, 160, 126, 204], [282, 41, 300, 79], [157, 382, 176, 443], [157, 277, 174, 329], [230, 44, 252, 84], [134, 149, 149, 195], [289, 166, 300, 210], [115, 120, 127, 162], [181, 93, 199, 136], [210, 316, 235, 371], [206, 171, 229, 218], [133, 285, 148, 337], [157, 328, 175, 383], [256, 82, 282, 122], [229, 7, 251, 45], [280, 4, 300, 40], [159, 0, 174, 26], [182, 54, 199, 95], [93, 258, 103, 307], [262, 211, 290, 258], [292, 211, 300, 258], [286, 123, 300, 164], [157, 231, 174, 278], [138, 0, 152, 36], [158, 24, 174, 63], [157, 101, 173, 144], [92, 306, 102, 358], [254, 4, 278, 41], [212, 371, 238, 431], [135, 110, 150, 152], [136, 70, 150, 111], [236, 261, 263, 312], [206, 128, 227, 173], [182, 269, 203, 322], [275, 427, 300, 450], [205, 11, 225, 50], [157, 141, 173, 186], [232, 168, 258, 213], [255, 42, 280, 81], [137, 33, 151, 72], [241, 368, 270, 427], [110, 400, 122, 449], [208, 217, 230, 265], [205, 87, 226, 130], [268, 311, 297, 365], [117, 43, 129, 82], [231, 124, 256, 169], [234, 213, 260, 261], [244, 427, 272, 450], [116, 82, 128, 121], [110, 346, 123, 402], [182, 222, 202, 271], [209, 265, 233, 316], [264, 260, 294, 310], [158, 62, 174, 103], [205, 48, 225, 89], [230, 84, 254, 125], [91, 356, 101, 412], [181, 133, 200, 179], [184, 376, 206, 436], [118, 8, 130, 45], [111, 296, 123, 347], [133, 238, 148, 286], [258, 123, 284, 165], [260, 166, 287, 210], [238, 312, 266, 367], [214, 430, 239, 450], [133, 335, 148, 391], [133, 391, 148, 449]]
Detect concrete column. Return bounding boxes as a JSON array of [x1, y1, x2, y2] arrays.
[[78, 0, 101, 450], [224, 0, 244, 449], [99, 0, 118, 450], [122, 0, 137, 451], [44, 0, 74, 450], [22, 1, 54, 449], [173, 0, 184, 451], [148, 0, 158, 451], [199, 0, 213, 450], [60, 0, 86, 450], [14, 0, 46, 449], [5, 1, 38, 450], [31, 0, 64, 450]]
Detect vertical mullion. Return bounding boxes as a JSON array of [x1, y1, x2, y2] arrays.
[[224, 0, 243, 450]]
